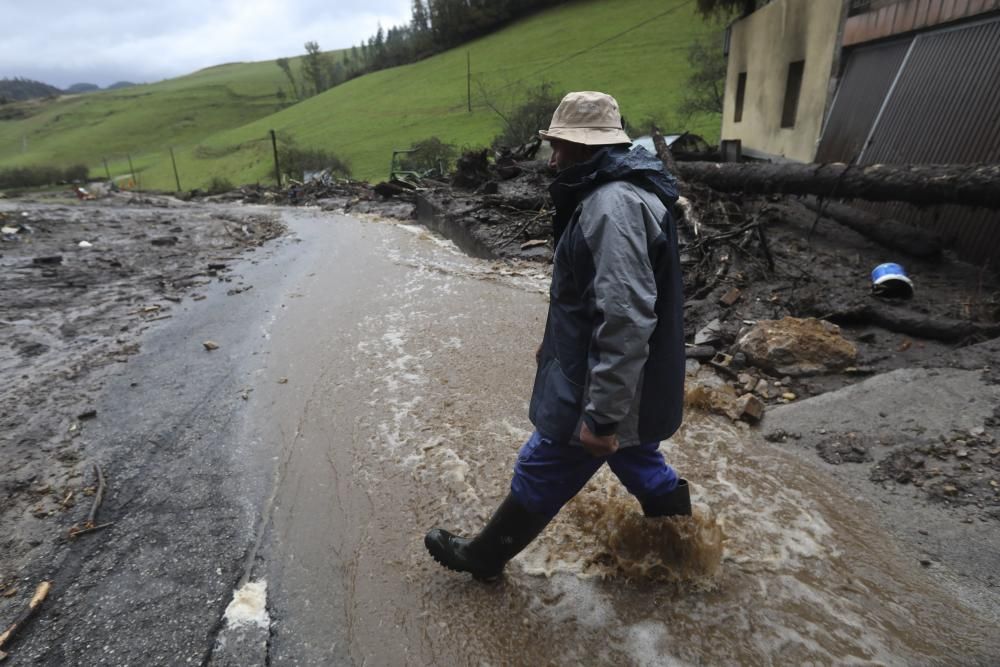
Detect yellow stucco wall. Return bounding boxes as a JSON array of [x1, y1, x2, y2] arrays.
[[721, 0, 845, 162]]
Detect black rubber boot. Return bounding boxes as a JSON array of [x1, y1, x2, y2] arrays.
[[640, 478, 692, 517], [425, 494, 551, 582]]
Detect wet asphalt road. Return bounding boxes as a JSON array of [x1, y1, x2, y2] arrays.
[[9, 208, 1000, 665], [11, 209, 311, 665], [11, 209, 549, 666]]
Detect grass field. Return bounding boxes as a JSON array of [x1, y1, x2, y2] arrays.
[[0, 0, 724, 189]]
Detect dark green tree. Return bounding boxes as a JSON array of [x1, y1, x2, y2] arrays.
[[275, 57, 301, 101], [411, 0, 430, 32], [303, 41, 328, 95], [677, 35, 727, 117], [696, 0, 760, 18]]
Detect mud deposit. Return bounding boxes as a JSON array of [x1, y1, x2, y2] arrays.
[[0, 195, 283, 617]]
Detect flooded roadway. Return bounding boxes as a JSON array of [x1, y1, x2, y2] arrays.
[[242, 210, 999, 665]]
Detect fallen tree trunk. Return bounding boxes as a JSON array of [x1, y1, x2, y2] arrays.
[[675, 162, 1000, 209], [801, 197, 943, 260], [823, 304, 1000, 342]]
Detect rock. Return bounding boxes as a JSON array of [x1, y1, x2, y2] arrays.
[[782, 392, 797, 401], [719, 287, 741, 306], [817, 439, 871, 464], [203, 340, 220, 351], [32, 255, 63, 265], [736, 317, 858, 376], [150, 236, 179, 246], [694, 318, 723, 346], [755, 379, 771, 399], [685, 345, 716, 361], [729, 393, 765, 423]]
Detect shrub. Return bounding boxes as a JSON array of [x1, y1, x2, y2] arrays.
[[63, 164, 89, 183], [396, 137, 457, 177], [0, 164, 89, 189], [206, 176, 234, 194], [277, 143, 351, 181], [487, 81, 564, 150]]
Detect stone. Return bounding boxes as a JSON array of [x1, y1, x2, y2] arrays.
[[694, 318, 723, 346], [736, 317, 858, 376], [203, 340, 220, 351], [719, 287, 742, 306], [755, 379, 770, 398], [728, 393, 765, 423], [685, 345, 716, 361]]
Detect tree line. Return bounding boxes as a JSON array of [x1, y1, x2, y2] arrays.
[[0, 77, 62, 104], [276, 0, 578, 103]]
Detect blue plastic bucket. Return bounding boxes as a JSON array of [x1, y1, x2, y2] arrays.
[[871, 262, 914, 299]]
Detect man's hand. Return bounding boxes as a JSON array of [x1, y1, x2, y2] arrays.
[[580, 421, 619, 458], [535, 343, 542, 364]]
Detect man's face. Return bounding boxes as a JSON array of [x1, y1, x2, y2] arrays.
[[548, 139, 593, 173]]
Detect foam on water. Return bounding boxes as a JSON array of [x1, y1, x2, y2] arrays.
[[223, 580, 269, 629]]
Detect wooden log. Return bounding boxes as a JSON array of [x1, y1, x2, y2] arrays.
[[652, 130, 680, 177], [675, 162, 1000, 209], [801, 197, 942, 260], [0, 581, 51, 660], [825, 305, 1000, 342]]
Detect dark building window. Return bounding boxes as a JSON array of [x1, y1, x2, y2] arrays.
[[781, 60, 805, 128], [734, 72, 747, 123]]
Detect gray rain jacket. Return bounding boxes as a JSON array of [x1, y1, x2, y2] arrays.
[[529, 145, 684, 448]]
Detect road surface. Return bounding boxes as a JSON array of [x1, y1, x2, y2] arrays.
[[10, 208, 1000, 665]]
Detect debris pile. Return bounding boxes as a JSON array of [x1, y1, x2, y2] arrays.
[[218, 134, 999, 438]]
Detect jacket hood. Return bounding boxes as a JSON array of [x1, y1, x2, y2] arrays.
[[548, 145, 678, 241]]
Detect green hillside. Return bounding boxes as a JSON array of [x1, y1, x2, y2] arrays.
[[0, 55, 335, 182], [1, 0, 723, 189]]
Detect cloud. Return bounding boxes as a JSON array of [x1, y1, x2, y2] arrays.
[[0, 0, 412, 87]]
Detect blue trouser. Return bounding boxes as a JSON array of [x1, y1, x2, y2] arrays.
[[510, 431, 679, 518]]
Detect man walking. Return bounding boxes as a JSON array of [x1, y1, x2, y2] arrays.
[[425, 91, 689, 581]]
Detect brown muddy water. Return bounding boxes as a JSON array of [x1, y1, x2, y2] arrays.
[[248, 210, 998, 666]]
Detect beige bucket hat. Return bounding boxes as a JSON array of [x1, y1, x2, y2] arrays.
[[539, 91, 631, 146]]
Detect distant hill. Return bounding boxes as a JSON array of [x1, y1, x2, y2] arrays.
[[106, 81, 138, 90], [0, 0, 723, 188], [0, 77, 61, 103], [66, 83, 101, 94]]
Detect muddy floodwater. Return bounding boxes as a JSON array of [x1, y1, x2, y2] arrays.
[[241, 211, 999, 665]]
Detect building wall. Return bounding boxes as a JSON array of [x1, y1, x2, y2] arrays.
[[843, 0, 1000, 45], [816, 16, 1000, 265], [721, 0, 846, 162]]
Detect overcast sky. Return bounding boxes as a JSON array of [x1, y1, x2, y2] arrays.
[[1, 0, 413, 88]]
